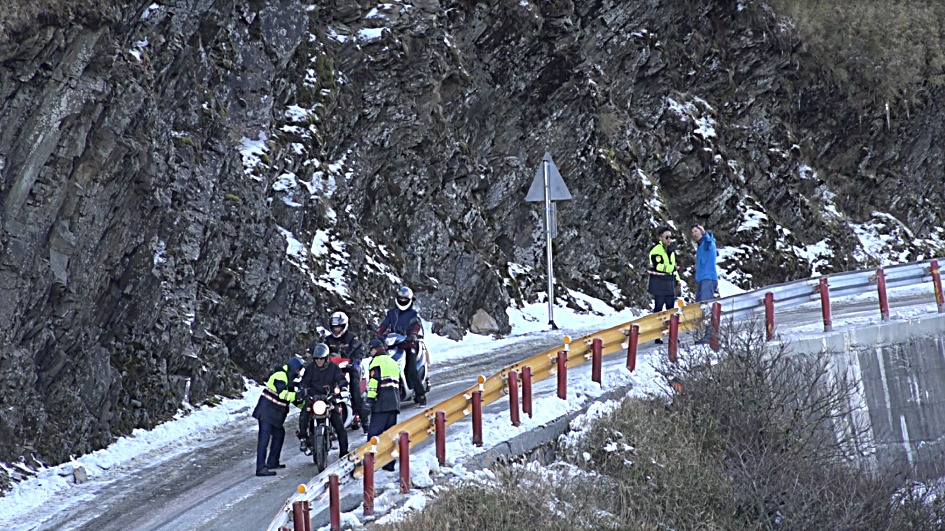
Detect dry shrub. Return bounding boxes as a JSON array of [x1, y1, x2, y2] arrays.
[[766, 0, 945, 107], [375, 464, 603, 531]]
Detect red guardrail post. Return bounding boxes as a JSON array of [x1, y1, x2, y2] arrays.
[[435, 411, 446, 466], [627, 324, 639, 371], [764, 292, 775, 341], [522, 366, 533, 418], [876, 268, 890, 322], [668, 314, 679, 363], [710, 302, 721, 351], [556, 350, 567, 400], [508, 370, 521, 427], [932, 260, 944, 313], [292, 501, 304, 531], [472, 387, 483, 447], [819, 278, 833, 332], [329, 474, 341, 531], [292, 500, 311, 531], [399, 431, 410, 494], [591, 338, 602, 384], [363, 440, 375, 516]]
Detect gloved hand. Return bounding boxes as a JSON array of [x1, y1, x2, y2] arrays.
[[407, 334, 417, 343], [296, 388, 310, 402]]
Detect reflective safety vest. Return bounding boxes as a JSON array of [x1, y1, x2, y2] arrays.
[[648, 242, 679, 278], [647, 242, 680, 297], [263, 365, 297, 406], [253, 365, 298, 426], [366, 354, 401, 413]]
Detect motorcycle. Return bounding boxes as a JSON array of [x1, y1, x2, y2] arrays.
[[359, 332, 431, 404], [298, 387, 351, 472]]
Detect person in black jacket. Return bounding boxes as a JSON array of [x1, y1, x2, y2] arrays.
[[252, 356, 304, 477], [297, 343, 349, 457], [323, 311, 367, 429], [377, 286, 426, 406]]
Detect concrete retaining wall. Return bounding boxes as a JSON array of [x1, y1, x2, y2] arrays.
[[788, 314, 945, 479]]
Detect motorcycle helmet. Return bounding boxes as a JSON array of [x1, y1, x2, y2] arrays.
[[395, 286, 413, 311], [312, 343, 330, 361], [367, 337, 384, 353], [329, 311, 349, 338], [288, 355, 304, 375]]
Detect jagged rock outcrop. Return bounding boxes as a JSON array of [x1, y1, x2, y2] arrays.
[[0, 0, 943, 476]]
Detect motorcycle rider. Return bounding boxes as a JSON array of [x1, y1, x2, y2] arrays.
[[377, 286, 426, 406], [252, 355, 304, 477], [297, 343, 349, 458], [364, 337, 401, 471], [323, 311, 367, 429]]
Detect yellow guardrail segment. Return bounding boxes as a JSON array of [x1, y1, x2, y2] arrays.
[[349, 304, 706, 476]]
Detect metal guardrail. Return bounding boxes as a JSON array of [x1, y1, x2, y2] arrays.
[[712, 258, 942, 322], [266, 257, 944, 530]]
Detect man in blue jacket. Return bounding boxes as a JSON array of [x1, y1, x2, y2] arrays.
[[377, 286, 426, 406], [691, 224, 719, 343], [690, 224, 718, 301]]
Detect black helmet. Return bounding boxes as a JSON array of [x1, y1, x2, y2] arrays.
[[312, 343, 330, 360], [367, 338, 384, 352], [395, 286, 413, 311], [329, 311, 349, 338], [288, 355, 304, 375]]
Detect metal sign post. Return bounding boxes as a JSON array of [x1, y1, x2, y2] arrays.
[[525, 152, 572, 329]]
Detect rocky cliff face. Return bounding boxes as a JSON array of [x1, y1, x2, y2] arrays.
[[1, 0, 943, 475]]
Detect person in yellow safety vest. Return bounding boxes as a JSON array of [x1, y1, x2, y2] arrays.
[[647, 225, 681, 344], [363, 338, 401, 471], [251, 356, 304, 477]]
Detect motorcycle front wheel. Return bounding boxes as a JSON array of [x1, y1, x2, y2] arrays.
[[313, 424, 328, 471]]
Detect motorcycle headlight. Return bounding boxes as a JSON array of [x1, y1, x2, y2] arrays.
[[312, 400, 328, 416]]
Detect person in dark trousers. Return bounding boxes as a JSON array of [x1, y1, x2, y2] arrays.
[[323, 311, 367, 429], [647, 226, 680, 344], [691, 224, 719, 344], [298, 343, 349, 458], [252, 355, 304, 477], [690, 224, 719, 302], [377, 286, 426, 406], [363, 338, 401, 471]]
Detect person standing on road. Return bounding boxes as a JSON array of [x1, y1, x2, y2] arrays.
[[690, 224, 718, 302], [376, 286, 426, 406], [690, 224, 719, 344], [363, 338, 401, 471], [252, 355, 304, 477], [647, 226, 680, 344]]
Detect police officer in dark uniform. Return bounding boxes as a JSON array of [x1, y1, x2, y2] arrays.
[[252, 355, 304, 477], [297, 343, 349, 458], [323, 311, 367, 429], [363, 337, 401, 471], [377, 286, 426, 406], [647, 225, 681, 344]]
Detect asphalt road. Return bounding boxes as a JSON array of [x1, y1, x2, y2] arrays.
[[36, 288, 940, 530]]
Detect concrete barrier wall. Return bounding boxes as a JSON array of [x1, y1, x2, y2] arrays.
[[788, 315, 945, 479]]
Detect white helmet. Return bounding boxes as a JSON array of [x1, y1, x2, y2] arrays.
[[329, 311, 348, 338], [395, 286, 413, 311]]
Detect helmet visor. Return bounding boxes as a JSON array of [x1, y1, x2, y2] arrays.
[[396, 297, 410, 306]]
